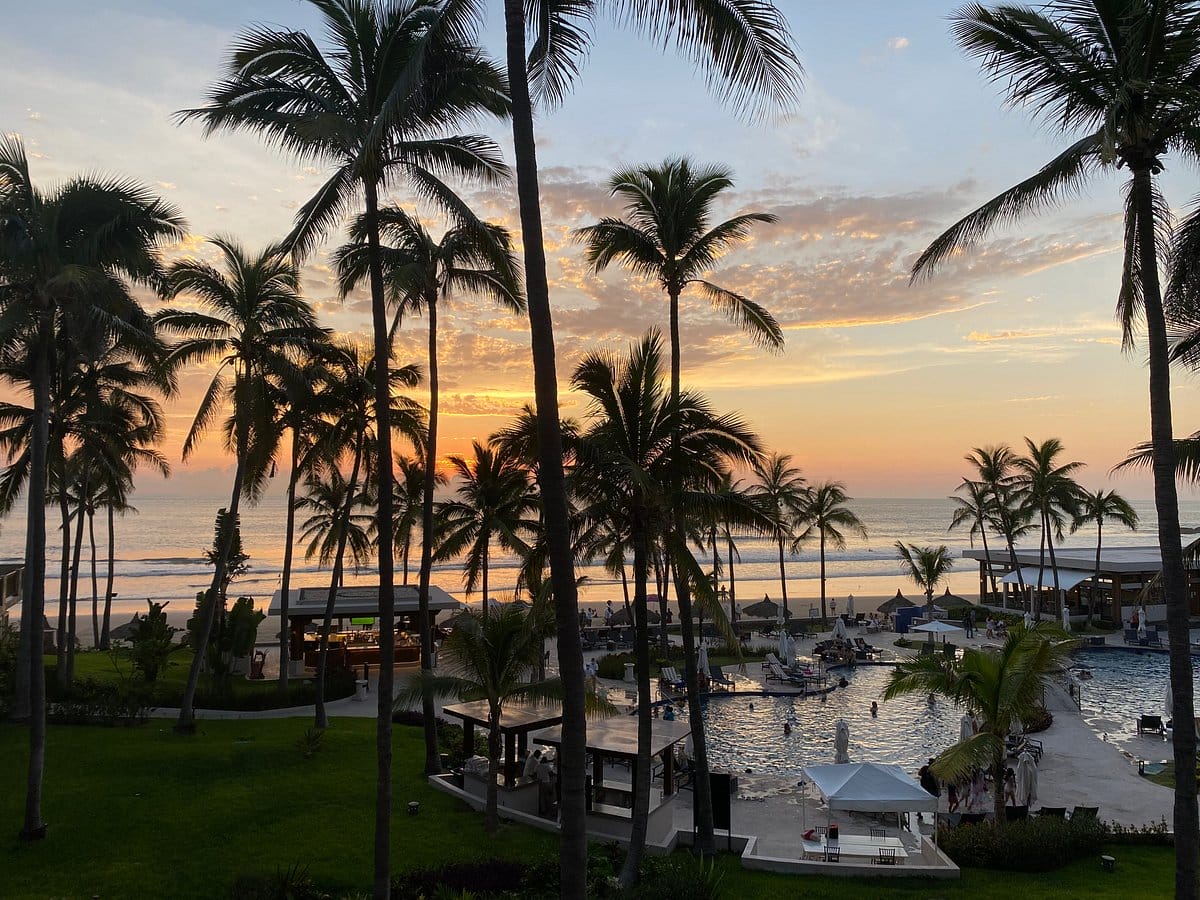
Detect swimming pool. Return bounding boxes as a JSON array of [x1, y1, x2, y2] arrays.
[[1072, 647, 1199, 741], [673, 664, 961, 777]]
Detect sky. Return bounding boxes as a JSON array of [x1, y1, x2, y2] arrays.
[[4, 0, 1200, 501]]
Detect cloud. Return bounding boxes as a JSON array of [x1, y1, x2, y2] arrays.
[[25, 109, 41, 121], [156, 181, 177, 191], [888, 37, 911, 51]]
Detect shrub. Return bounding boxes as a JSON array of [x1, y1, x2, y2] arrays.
[[126, 600, 181, 682], [0, 615, 17, 719], [596, 652, 635, 679], [938, 814, 1107, 871], [1106, 818, 1173, 846], [391, 712, 468, 766], [391, 861, 527, 898], [1023, 705, 1053, 733], [629, 855, 725, 900], [45, 676, 152, 725], [230, 864, 327, 899]]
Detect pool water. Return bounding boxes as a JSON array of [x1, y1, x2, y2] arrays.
[[1073, 648, 1199, 739], [674, 664, 961, 778]]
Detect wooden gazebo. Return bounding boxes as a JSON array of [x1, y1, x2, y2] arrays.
[[442, 700, 564, 787]]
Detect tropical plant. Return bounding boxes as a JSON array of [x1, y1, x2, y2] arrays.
[[911, 4, 1200, 883], [337, 205, 522, 773], [182, 4, 511, 890], [495, 4, 801, 890], [1012, 438, 1084, 619], [571, 331, 764, 884], [156, 237, 324, 732], [126, 600, 178, 683], [397, 604, 566, 833], [795, 481, 866, 621], [950, 478, 1001, 601], [1071, 489, 1139, 626], [748, 452, 806, 618], [965, 444, 1034, 606], [0, 135, 184, 839], [895, 543, 955, 645], [884, 623, 1075, 823], [297, 470, 376, 576]]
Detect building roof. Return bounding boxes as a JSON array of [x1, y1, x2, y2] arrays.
[[532, 716, 691, 760], [1001, 567, 1094, 590], [442, 700, 563, 733], [963, 544, 1198, 574], [268, 584, 460, 618]]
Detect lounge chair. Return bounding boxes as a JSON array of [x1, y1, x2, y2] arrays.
[[1070, 806, 1099, 820], [855, 613, 867, 626], [1137, 714, 1166, 736], [1034, 807, 1066, 818], [709, 665, 734, 687], [1145, 629, 1164, 648], [919, 643, 937, 656], [1005, 805, 1029, 822], [853, 637, 879, 656], [763, 652, 782, 671], [1124, 628, 1139, 645]]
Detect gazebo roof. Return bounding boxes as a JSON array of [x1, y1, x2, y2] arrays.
[[532, 716, 690, 760], [442, 700, 563, 733], [877, 590, 915, 614], [963, 543, 1200, 574], [803, 762, 937, 813], [268, 584, 459, 618]]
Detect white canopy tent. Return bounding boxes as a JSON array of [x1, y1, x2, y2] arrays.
[[1000, 567, 1092, 591], [803, 762, 939, 846]]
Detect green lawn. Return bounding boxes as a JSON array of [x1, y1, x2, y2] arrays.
[[0, 718, 1177, 898]]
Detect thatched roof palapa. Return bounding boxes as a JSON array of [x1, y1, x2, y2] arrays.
[[877, 590, 916, 615], [743, 598, 781, 619]]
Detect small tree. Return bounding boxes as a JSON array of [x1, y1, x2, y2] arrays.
[[896, 542, 955, 645], [127, 600, 179, 683]]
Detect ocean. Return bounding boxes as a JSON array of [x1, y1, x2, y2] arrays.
[[5, 493, 1198, 630]]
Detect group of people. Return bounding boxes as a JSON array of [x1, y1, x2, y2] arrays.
[[984, 616, 1009, 640], [521, 748, 560, 817], [919, 758, 997, 814]]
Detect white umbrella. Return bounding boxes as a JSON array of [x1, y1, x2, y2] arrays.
[[846, 594, 855, 617], [912, 620, 962, 635], [779, 629, 791, 662], [834, 719, 850, 764], [1016, 751, 1038, 807], [1061, 605, 1071, 632], [1023, 611, 1032, 630], [1138, 615, 1147, 640], [833, 617, 850, 640], [960, 714, 974, 744], [1166, 681, 1174, 721], [698, 642, 710, 676]]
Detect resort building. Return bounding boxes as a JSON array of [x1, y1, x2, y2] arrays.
[[963, 544, 1200, 622]]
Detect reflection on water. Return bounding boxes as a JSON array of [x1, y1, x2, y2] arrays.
[[674, 664, 961, 778], [1074, 648, 1198, 739]]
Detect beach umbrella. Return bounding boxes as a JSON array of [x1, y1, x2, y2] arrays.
[[846, 594, 855, 617], [1061, 605, 1071, 632], [1023, 611, 1032, 630], [698, 642, 710, 675], [913, 620, 962, 635], [1016, 751, 1038, 807], [1138, 615, 1147, 640], [779, 629, 791, 662], [743, 597, 779, 620], [832, 617, 850, 640], [1166, 681, 1174, 721], [960, 714, 974, 744], [834, 719, 850, 764]]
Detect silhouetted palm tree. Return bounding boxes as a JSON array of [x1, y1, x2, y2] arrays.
[[949, 478, 1001, 601], [0, 136, 183, 839], [796, 482, 866, 621], [896, 543, 955, 645], [749, 452, 806, 619], [157, 237, 324, 732], [912, 6, 1200, 877], [1013, 438, 1084, 619], [1071, 489, 1139, 626]]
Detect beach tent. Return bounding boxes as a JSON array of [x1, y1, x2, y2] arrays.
[[877, 590, 915, 616], [803, 762, 937, 813], [744, 598, 780, 620]]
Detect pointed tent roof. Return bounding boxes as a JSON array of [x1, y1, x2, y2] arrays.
[[743, 598, 780, 619], [877, 590, 916, 615], [803, 762, 937, 813], [608, 607, 660, 626], [939, 586, 973, 609]]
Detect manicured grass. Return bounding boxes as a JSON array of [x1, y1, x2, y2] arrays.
[[0, 717, 1177, 898], [0, 719, 557, 899]]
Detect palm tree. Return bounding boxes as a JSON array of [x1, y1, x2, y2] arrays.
[[796, 482, 866, 621], [884, 623, 1074, 823], [1071, 489, 1139, 626], [297, 469, 376, 576], [337, 206, 522, 773], [572, 331, 764, 884], [950, 479, 1001, 603], [182, 7, 510, 890], [397, 604, 574, 833], [1013, 438, 1084, 620], [749, 452, 806, 619], [911, 5, 1200, 881], [497, 6, 801, 889], [896, 543, 955, 645], [965, 444, 1031, 608], [435, 440, 540, 613], [0, 136, 184, 839], [156, 237, 324, 733]]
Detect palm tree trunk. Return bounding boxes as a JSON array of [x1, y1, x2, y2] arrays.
[[819, 531, 827, 620], [619, 516, 653, 886], [1035, 514, 1047, 620], [19, 327, 51, 840], [727, 534, 737, 626], [176, 442, 246, 733], [501, 6, 588, 896], [1091, 522, 1102, 627], [676, 565, 716, 853], [54, 489, 70, 690], [657, 552, 671, 658], [100, 503, 115, 650], [980, 520, 999, 601], [66, 492, 86, 684], [89, 507, 99, 650], [417, 289, 441, 776], [363, 179, 398, 900], [777, 537, 789, 619], [1133, 165, 1197, 897], [992, 753, 1006, 826], [482, 541, 489, 617], [278, 434, 301, 694], [925, 588, 935, 646], [316, 439, 365, 729], [485, 709, 502, 834], [1046, 516, 1062, 619]]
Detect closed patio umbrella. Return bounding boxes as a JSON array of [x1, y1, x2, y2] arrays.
[[1138, 614, 1147, 641], [832, 617, 850, 640], [779, 629, 791, 663], [960, 714, 974, 744], [834, 719, 850, 764], [1016, 751, 1038, 807], [1166, 681, 1174, 721], [698, 641, 710, 675], [1061, 605, 1071, 631], [846, 594, 855, 617]]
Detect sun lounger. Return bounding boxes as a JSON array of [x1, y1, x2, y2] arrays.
[[763, 652, 782, 671], [1124, 628, 1139, 645], [709, 665, 734, 686], [1070, 806, 1098, 820], [1034, 807, 1066, 818], [1137, 714, 1166, 736], [1144, 629, 1163, 648], [853, 637, 879, 656]]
